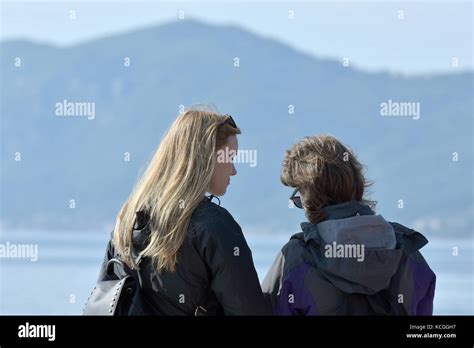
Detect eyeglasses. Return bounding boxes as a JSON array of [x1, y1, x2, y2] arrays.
[[290, 188, 303, 209], [221, 114, 238, 129]]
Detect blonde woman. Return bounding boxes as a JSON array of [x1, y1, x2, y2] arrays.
[[98, 109, 268, 315]]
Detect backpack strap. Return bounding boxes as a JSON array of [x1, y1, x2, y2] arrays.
[[108, 211, 150, 286]]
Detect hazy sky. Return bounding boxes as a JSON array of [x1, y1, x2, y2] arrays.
[[1, 0, 472, 74]]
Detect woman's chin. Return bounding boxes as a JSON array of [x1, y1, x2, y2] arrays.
[[214, 189, 227, 197]]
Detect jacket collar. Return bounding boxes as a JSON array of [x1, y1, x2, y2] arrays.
[[321, 200, 375, 220], [300, 201, 428, 253], [301, 200, 374, 243]]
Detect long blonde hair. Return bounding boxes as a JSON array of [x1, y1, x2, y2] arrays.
[[113, 109, 241, 272]]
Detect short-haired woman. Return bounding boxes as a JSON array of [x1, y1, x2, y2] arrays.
[[262, 135, 436, 315]]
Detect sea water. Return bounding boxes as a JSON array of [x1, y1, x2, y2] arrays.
[[0, 229, 472, 315]]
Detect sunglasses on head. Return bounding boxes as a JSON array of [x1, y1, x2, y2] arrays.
[[221, 114, 238, 129], [290, 188, 303, 209]]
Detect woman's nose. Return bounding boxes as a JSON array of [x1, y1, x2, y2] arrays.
[[231, 164, 237, 176]]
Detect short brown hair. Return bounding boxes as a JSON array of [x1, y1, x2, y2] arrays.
[[281, 135, 374, 223]]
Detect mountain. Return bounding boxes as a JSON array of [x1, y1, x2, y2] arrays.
[[1, 19, 472, 239]]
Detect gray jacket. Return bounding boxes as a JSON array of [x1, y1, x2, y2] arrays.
[[262, 201, 436, 315]]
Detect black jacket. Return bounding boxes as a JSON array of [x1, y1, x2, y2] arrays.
[[98, 196, 268, 315]]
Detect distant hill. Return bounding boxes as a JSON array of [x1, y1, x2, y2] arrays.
[[1, 19, 472, 239]]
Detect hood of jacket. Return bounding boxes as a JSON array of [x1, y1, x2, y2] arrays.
[[300, 200, 427, 295]]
